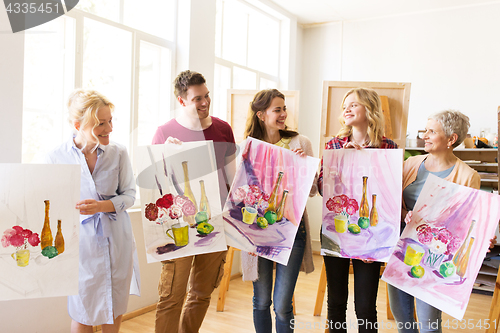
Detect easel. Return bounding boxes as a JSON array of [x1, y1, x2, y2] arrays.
[[486, 106, 500, 333], [217, 246, 296, 314]]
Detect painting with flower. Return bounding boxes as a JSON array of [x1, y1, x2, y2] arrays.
[[136, 141, 227, 263], [321, 149, 402, 261], [382, 174, 500, 320], [0, 164, 80, 301], [223, 137, 319, 266]]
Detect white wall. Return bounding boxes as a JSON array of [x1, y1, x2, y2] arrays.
[[299, 3, 500, 251]]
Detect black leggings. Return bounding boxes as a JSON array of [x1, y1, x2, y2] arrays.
[[323, 256, 381, 333]]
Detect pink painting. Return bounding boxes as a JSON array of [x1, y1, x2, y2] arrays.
[[382, 174, 500, 320], [223, 137, 319, 265], [321, 149, 403, 261]]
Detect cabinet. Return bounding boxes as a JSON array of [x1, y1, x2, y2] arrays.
[[405, 147, 499, 293]]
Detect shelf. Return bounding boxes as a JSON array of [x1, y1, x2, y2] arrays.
[[465, 162, 498, 167], [480, 264, 499, 276], [405, 147, 498, 152]]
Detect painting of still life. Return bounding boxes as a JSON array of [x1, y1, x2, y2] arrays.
[[321, 149, 403, 261], [382, 174, 500, 320], [223, 137, 319, 266], [0, 164, 80, 301], [136, 141, 227, 263]]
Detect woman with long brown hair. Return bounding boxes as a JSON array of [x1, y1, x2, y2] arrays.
[[242, 89, 317, 333]]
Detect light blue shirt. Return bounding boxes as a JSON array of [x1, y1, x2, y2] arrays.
[[46, 139, 140, 325]]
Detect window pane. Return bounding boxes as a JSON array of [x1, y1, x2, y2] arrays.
[[77, 0, 120, 22], [248, 12, 279, 76], [260, 78, 278, 89], [233, 67, 256, 90], [215, 0, 223, 58], [124, 0, 175, 40], [213, 64, 231, 121], [83, 18, 132, 150], [137, 41, 172, 146], [221, 0, 248, 66], [22, 17, 75, 163]]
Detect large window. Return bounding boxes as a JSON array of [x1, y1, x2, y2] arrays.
[[213, 0, 288, 120], [22, 1, 176, 163]]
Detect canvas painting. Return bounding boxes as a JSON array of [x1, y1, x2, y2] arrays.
[[136, 141, 227, 263], [382, 174, 500, 319], [223, 137, 319, 266], [0, 164, 80, 301], [321, 149, 403, 261]]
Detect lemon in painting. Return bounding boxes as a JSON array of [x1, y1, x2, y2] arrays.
[[257, 217, 268, 229], [348, 224, 361, 234]]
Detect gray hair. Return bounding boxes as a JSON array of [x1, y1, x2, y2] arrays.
[[429, 110, 470, 148]]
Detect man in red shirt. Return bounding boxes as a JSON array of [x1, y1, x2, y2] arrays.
[[153, 70, 236, 333]]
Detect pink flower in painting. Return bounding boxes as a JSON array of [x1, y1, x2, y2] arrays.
[[9, 234, 25, 247], [28, 233, 40, 247], [20, 228, 32, 238], [181, 199, 196, 216], [345, 205, 357, 216], [145, 203, 159, 221], [348, 198, 359, 211], [326, 198, 336, 212], [174, 195, 190, 208], [437, 228, 452, 244], [331, 196, 342, 205], [244, 193, 257, 206], [1, 234, 10, 248], [339, 195, 349, 207], [261, 192, 270, 202], [12, 226, 24, 234], [233, 187, 247, 202], [249, 185, 262, 200], [446, 236, 461, 255], [168, 206, 182, 219], [257, 200, 269, 211], [417, 230, 433, 244]]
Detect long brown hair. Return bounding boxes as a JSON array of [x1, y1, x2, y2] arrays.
[[244, 89, 298, 141], [337, 88, 385, 147]]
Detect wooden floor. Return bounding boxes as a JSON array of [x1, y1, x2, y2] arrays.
[[120, 254, 494, 332]]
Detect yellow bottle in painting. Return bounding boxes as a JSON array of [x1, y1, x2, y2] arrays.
[[41, 200, 53, 250], [456, 237, 475, 278], [276, 190, 289, 222], [359, 176, 369, 218], [54, 219, 65, 255], [182, 161, 197, 226], [369, 194, 378, 226], [265, 171, 284, 214], [199, 180, 211, 220], [453, 220, 475, 267]]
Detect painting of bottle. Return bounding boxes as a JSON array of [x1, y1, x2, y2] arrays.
[[276, 190, 289, 222], [369, 194, 378, 226], [182, 161, 198, 226], [41, 200, 53, 250], [265, 171, 284, 214], [199, 180, 211, 220], [54, 219, 65, 255], [456, 237, 475, 279], [453, 220, 476, 267], [359, 176, 369, 218]]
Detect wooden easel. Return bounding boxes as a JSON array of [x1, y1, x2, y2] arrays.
[[486, 106, 500, 333]]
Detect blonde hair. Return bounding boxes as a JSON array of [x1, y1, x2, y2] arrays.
[[429, 110, 470, 148], [67, 89, 114, 151], [336, 88, 385, 147]]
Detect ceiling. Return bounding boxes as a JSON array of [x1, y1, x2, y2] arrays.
[[268, 0, 500, 25]]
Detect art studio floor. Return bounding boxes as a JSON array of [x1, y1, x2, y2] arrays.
[[119, 254, 493, 333]]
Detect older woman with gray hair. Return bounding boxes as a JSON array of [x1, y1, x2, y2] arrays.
[[387, 110, 480, 333]]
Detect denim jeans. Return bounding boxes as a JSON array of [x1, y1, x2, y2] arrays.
[[252, 225, 306, 333], [324, 256, 381, 333], [387, 284, 442, 333]]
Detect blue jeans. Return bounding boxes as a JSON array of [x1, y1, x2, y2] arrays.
[[252, 228, 306, 333], [387, 284, 442, 333]]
